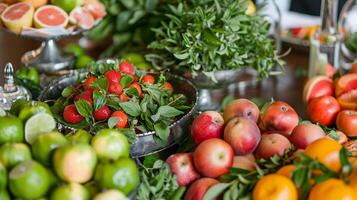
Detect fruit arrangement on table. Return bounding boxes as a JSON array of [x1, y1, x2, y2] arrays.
[[50, 60, 191, 143], [135, 97, 357, 200], [0, 0, 106, 35], [0, 100, 138, 199], [283, 26, 319, 41]]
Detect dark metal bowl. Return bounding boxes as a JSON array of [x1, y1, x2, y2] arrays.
[[39, 71, 198, 158]]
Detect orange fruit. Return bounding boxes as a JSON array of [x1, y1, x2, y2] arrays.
[[349, 170, 357, 192], [305, 138, 342, 172], [276, 165, 295, 178], [308, 179, 357, 200], [252, 174, 298, 200]]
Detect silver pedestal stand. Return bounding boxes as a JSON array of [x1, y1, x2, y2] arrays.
[[1, 28, 84, 74]]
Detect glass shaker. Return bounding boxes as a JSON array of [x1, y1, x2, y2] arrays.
[[338, 0, 357, 72], [0, 63, 31, 111], [309, 0, 341, 78]]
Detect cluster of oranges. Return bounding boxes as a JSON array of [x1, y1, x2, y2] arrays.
[[252, 137, 357, 200]]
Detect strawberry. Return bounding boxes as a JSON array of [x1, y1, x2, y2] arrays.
[[93, 105, 111, 121], [119, 61, 134, 74], [63, 104, 84, 124]]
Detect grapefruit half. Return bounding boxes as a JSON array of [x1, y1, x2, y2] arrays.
[[0, 3, 8, 26], [303, 76, 334, 103], [0, 2, 34, 34], [83, 0, 106, 20], [20, 0, 48, 9], [34, 5, 68, 28], [337, 89, 357, 110], [69, 7, 94, 30], [335, 73, 357, 97]]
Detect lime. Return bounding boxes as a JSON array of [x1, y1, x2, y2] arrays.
[[76, 55, 94, 69], [94, 158, 139, 195], [53, 143, 97, 183], [51, 0, 83, 13], [0, 116, 24, 144], [136, 62, 151, 70], [27, 67, 40, 85], [32, 131, 69, 166], [0, 189, 10, 200], [50, 182, 90, 200], [25, 113, 56, 144], [18, 101, 52, 122], [93, 190, 126, 200], [122, 53, 145, 64], [0, 143, 31, 169], [46, 168, 60, 189], [91, 129, 129, 162], [0, 162, 7, 189], [9, 99, 30, 116], [66, 129, 92, 144], [9, 160, 50, 199], [65, 43, 85, 57], [0, 107, 6, 117], [84, 181, 100, 197]]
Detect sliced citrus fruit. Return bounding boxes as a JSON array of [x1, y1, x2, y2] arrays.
[[0, 3, 7, 15], [83, 0, 106, 20], [0, 2, 34, 34], [24, 113, 56, 144], [34, 5, 68, 28], [19, 0, 48, 8], [335, 73, 357, 97], [69, 7, 94, 29], [303, 76, 334, 103], [351, 61, 357, 74], [94, 190, 126, 200], [337, 89, 357, 110]]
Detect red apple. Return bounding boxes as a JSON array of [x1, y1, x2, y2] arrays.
[[223, 98, 260, 123], [336, 110, 357, 137], [232, 154, 256, 171], [193, 138, 234, 178], [260, 101, 299, 137], [224, 117, 261, 155], [307, 96, 340, 127], [184, 178, 219, 200], [191, 111, 224, 144], [289, 123, 326, 149], [255, 133, 292, 160], [166, 153, 200, 186]]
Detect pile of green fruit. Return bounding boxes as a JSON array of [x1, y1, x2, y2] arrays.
[[0, 100, 139, 199]]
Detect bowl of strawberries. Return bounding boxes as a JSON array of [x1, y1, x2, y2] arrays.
[[40, 59, 198, 157]]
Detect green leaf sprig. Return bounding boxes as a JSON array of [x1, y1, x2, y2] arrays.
[[147, 0, 283, 79]]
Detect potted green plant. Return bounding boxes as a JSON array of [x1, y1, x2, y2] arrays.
[[146, 0, 283, 110]]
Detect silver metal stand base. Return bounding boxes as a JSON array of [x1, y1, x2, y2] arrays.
[[21, 40, 75, 74]]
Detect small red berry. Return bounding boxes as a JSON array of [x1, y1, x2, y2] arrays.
[[142, 75, 155, 85], [74, 90, 93, 105], [93, 105, 111, 121], [83, 76, 96, 90], [111, 111, 128, 128], [162, 82, 173, 91], [119, 61, 134, 74], [63, 104, 84, 124], [108, 83, 123, 96], [129, 82, 142, 96], [120, 93, 129, 102], [105, 70, 121, 84]]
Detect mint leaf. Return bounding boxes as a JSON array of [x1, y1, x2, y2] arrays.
[[108, 117, 118, 128], [119, 101, 141, 117], [93, 91, 107, 110], [126, 87, 139, 96], [90, 77, 108, 91], [203, 183, 231, 200], [74, 99, 93, 118], [61, 86, 75, 98], [120, 75, 134, 87], [151, 105, 183, 122], [154, 122, 170, 141]]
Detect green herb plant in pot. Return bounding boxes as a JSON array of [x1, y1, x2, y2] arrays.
[[146, 0, 283, 110]]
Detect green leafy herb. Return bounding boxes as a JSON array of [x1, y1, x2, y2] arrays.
[[107, 117, 118, 128], [121, 75, 135, 87], [93, 91, 107, 110], [74, 99, 93, 119], [147, 0, 283, 79], [61, 86, 75, 98], [137, 160, 183, 200], [119, 101, 142, 117]]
